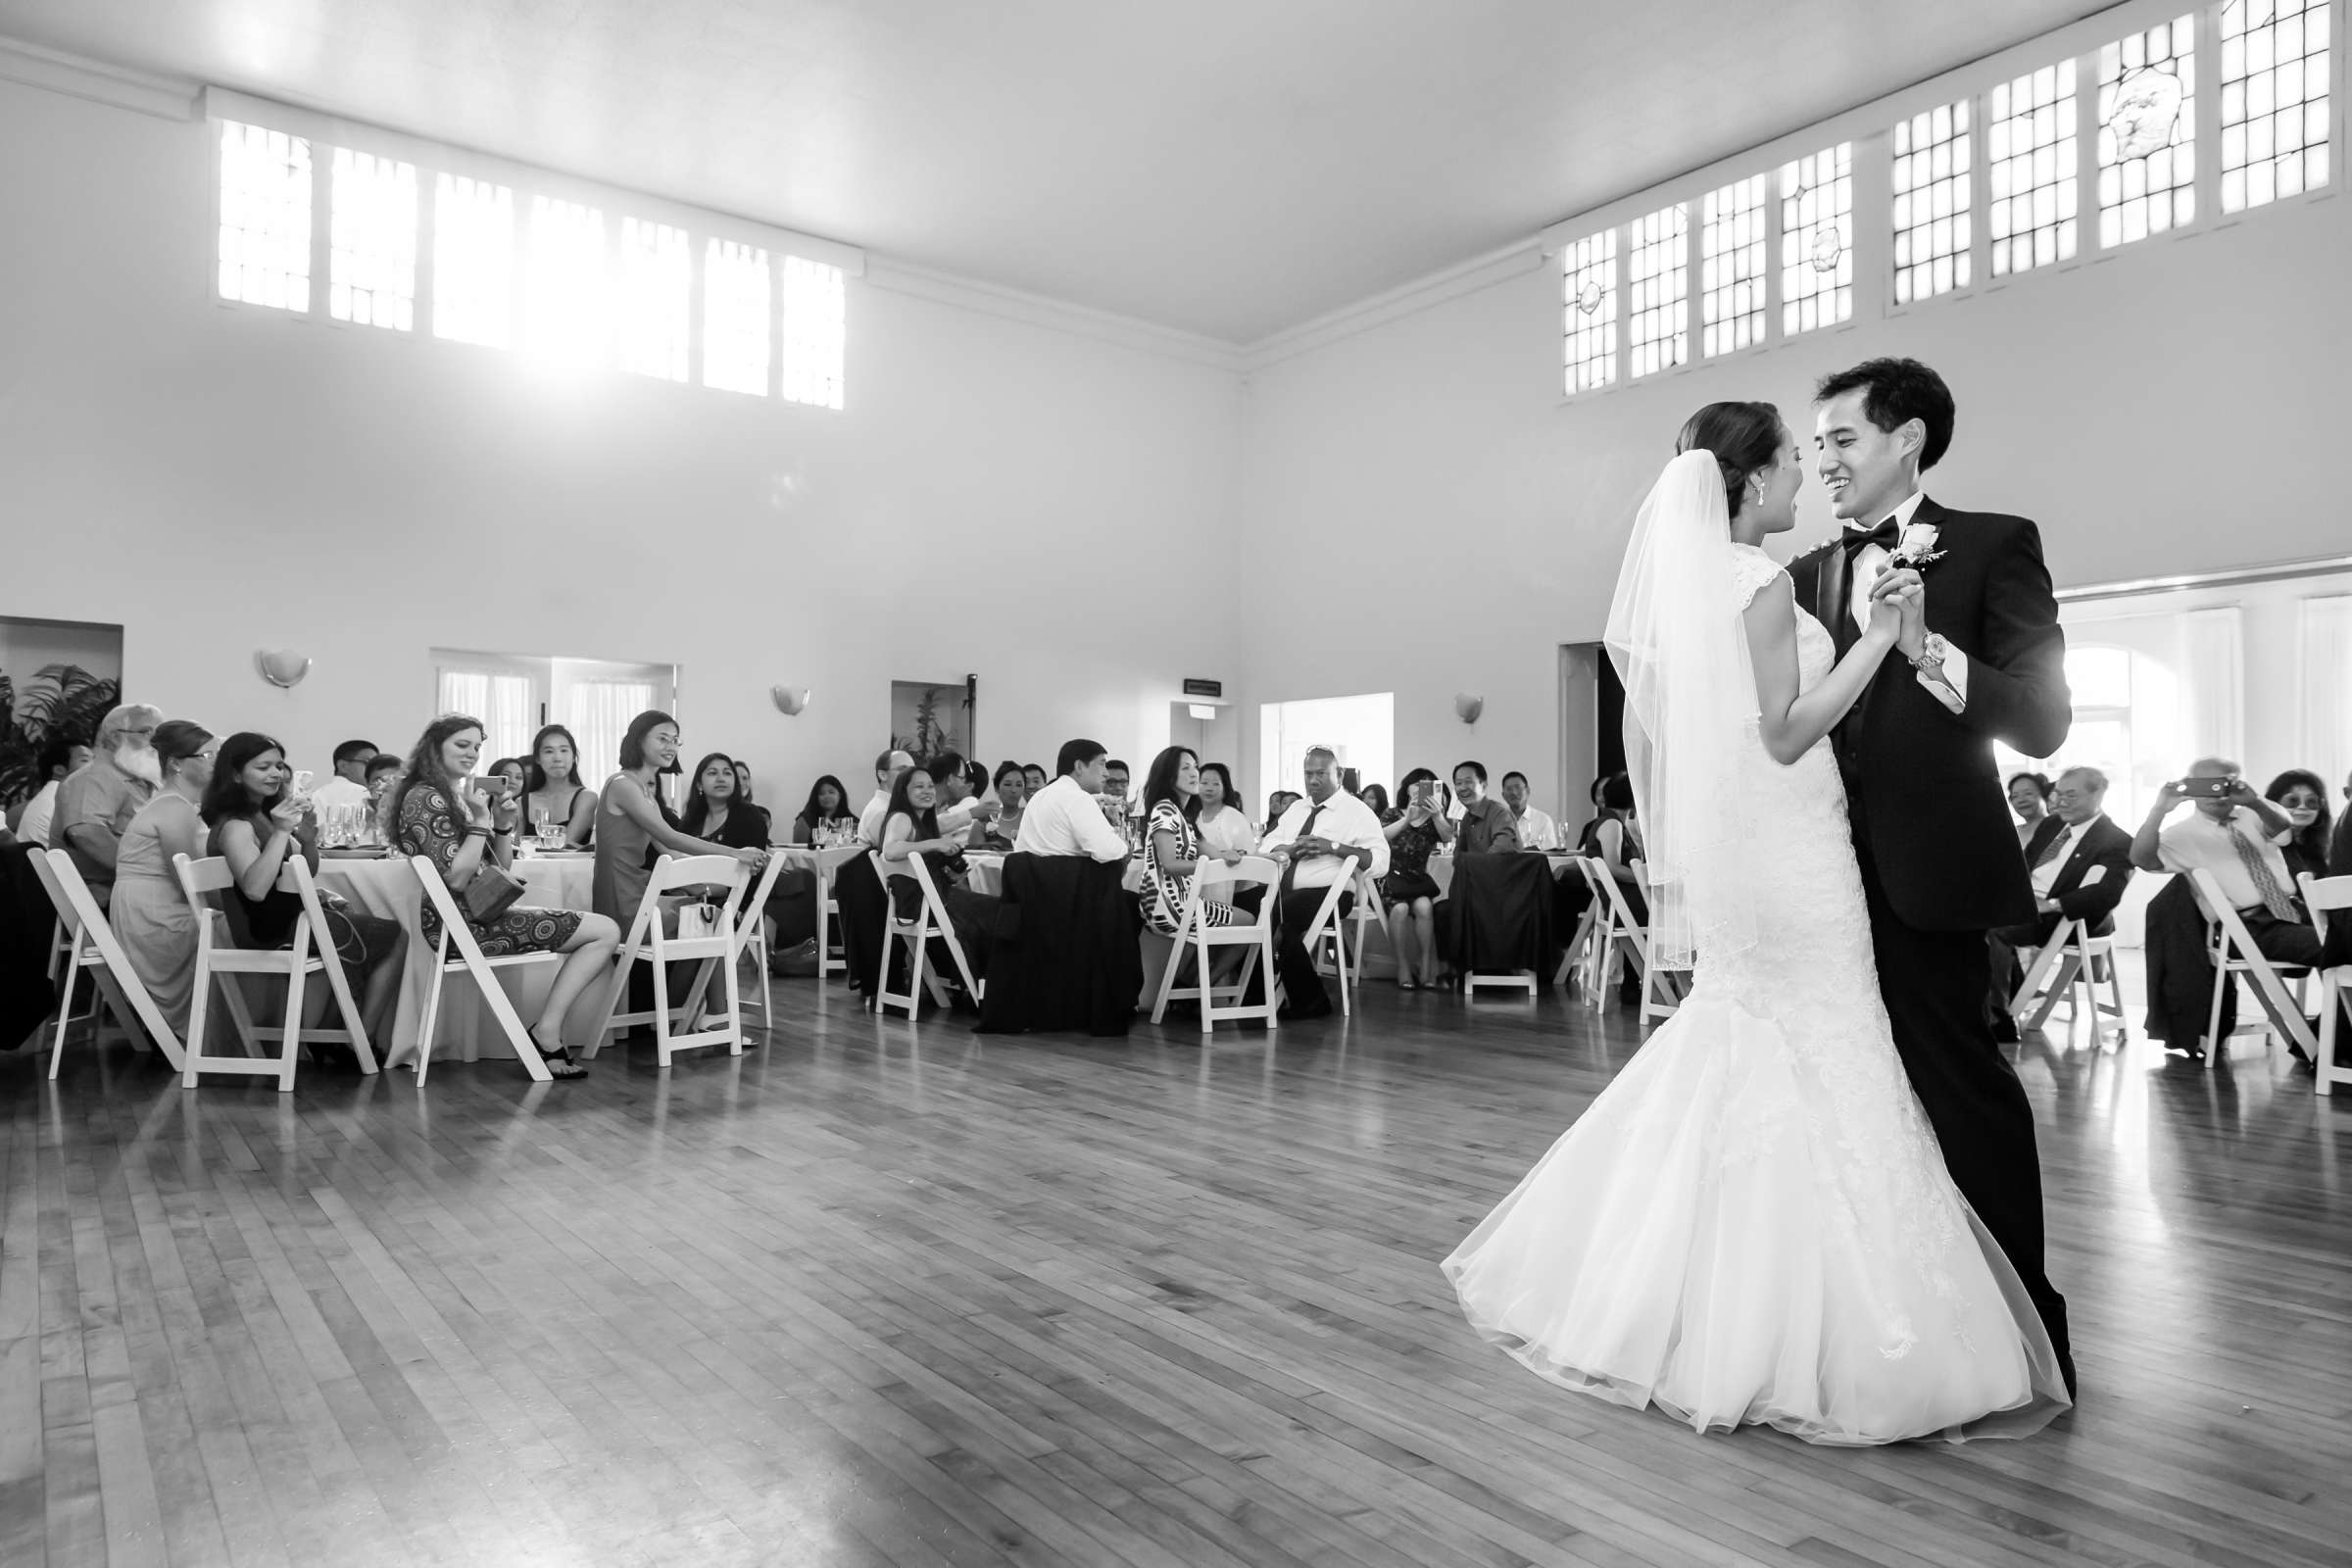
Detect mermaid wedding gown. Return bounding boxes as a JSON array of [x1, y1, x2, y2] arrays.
[[1443, 544, 2070, 1445]]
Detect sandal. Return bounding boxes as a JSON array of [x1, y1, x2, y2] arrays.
[[528, 1026, 589, 1081]]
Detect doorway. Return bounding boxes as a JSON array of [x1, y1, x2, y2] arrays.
[[1557, 642, 1624, 823]]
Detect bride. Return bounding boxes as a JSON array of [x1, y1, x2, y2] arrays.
[[1443, 404, 2070, 1445]]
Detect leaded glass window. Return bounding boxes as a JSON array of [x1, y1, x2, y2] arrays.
[[1988, 62, 2081, 275], [1700, 174, 1767, 356], [1626, 204, 1689, 378], [703, 239, 771, 396], [2098, 16, 2196, 247], [1892, 100, 1972, 304], [781, 256, 847, 409], [617, 219, 691, 383], [218, 121, 312, 313], [524, 195, 610, 367], [1780, 144, 1852, 336], [328, 149, 414, 330], [2220, 0, 2331, 212], [1561, 230, 1617, 395], [433, 173, 515, 348]]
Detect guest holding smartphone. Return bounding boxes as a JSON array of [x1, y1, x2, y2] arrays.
[[1380, 769, 1446, 989]]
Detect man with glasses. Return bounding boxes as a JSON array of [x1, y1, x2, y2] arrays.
[[52, 703, 165, 906], [1985, 765, 2133, 1041], [1261, 747, 1390, 1019]]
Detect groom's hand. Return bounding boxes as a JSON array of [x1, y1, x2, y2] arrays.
[[1869, 566, 1928, 659]]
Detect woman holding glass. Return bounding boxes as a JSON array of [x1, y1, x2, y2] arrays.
[[791, 775, 858, 847], [523, 724, 598, 848]]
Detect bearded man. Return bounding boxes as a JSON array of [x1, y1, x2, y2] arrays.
[[53, 703, 165, 905]]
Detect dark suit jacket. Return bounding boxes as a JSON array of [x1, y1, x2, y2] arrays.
[[2330, 809, 2352, 878], [1788, 498, 2070, 931], [976, 854, 1142, 1037], [2022, 812, 2134, 934], [1, 843, 61, 1053]]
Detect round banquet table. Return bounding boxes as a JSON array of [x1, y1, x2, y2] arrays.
[[317, 850, 600, 1070]]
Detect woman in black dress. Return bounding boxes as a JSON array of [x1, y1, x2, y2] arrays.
[[1380, 767, 1446, 989]]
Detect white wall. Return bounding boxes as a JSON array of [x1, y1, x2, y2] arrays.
[[1236, 189, 2352, 817], [0, 76, 1245, 807]]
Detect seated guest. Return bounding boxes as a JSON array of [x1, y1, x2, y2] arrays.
[[361, 753, 403, 845], [390, 713, 622, 1079], [1381, 768, 1446, 989], [1261, 747, 1390, 1019], [1986, 765, 2134, 1041], [205, 730, 407, 1054], [2132, 758, 2327, 971], [733, 760, 756, 806], [10, 737, 92, 847], [1023, 762, 1049, 799], [791, 774, 859, 845], [310, 739, 377, 812], [487, 757, 528, 794], [1438, 760, 1520, 855], [108, 720, 217, 1034], [1195, 763, 1256, 858], [594, 712, 770, 927], [1138, 747, 1248, 939], [988, 760, 1030, 847], [1265, 789, 1300, 831], [1015, 740, 1130, 861], [679, 753, 771, 849], [522, 724, 598, 848], [2007, 771, 2054, 853], [2266, 769, 2334, 883], [1102, 759, 1133, 822], [1359, 783, 1391, 817], [858, 749, 915, 845], [927, 750, 1003, 846], [53, 704, 164, 906], [1589, 773, 1647, 1002], [877, 764, 998, 978], [1571, 774, 1611, 855], [1499, 771, 1563, 851]]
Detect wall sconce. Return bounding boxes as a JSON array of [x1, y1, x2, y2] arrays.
[[770, 684, 811, 716], [254, 649, 311, 688], [1454, 692, 1484, 725]]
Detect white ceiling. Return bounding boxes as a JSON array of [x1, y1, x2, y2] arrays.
[[0, 0, 2117, 343]]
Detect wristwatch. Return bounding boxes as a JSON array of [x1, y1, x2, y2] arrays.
[[1910, 632, 1951, 676]]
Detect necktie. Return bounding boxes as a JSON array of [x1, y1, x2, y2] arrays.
[[2029, 825, 2072, 870], [2229, 822, 2298, 921], [1278, 804, 1328, 903]]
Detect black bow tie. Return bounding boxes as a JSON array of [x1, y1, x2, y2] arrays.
[[1840, 517, 1900, 555]]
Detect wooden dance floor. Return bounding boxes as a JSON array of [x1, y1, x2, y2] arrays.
[[5, 981, 2348, 1568]]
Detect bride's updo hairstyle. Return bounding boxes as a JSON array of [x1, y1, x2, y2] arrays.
[[1675, 402, 1784, 523]]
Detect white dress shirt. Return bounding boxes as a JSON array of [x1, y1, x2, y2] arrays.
[[1511, 806, 1563, 852], [15, 780, 59, 848], [858, 789, 893, 846], [2028, 821, 2076, 899], [1260, 789, 1391, 890], [1844, 491, 1970, 714], [1197, 805, 1259, 858], [2157, 811, 2298, 913], [311, 776, 369, 812], [1013, 775, 1130, 862]]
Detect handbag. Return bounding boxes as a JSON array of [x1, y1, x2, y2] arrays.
[[463, 861, 526, 923]]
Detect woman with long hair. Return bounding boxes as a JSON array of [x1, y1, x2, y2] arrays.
[[1138, 746, 1247, 939], [386, 713, 619, 1079], [2265, 768, 2334, 882], [1380, 767, 1446, 989], [108, 719, 218, 1031], [876, 764, 995, 980], [205, 730, 407, 1055], [790, 774, 858, 846], [1194, 762, 1255, 858], [680, 753, 772, 849], [522, 724, 598, 848]]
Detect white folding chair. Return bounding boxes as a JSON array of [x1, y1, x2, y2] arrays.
[[27, 850, 186, 1077], [814, 844, 864, 980], [2008, 917, 2127, 1046], [1295, 871, 1361, 1015], [174, 854, 377, 1091], [408, 855, 562, 1085], [1317, 870, 1384, 984], [730, 852, 788, 1020], [1583, 856, 1684, 1023], [1553, 859, 1600, 992], [587, 854, 750, 1065], [2297, 872, 2351, 1097], [2187, 868, 2318, 1069], [870, 852, 985, 1019], [1152, 856, 1281, 1034]]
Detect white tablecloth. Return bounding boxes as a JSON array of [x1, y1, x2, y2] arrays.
[[960, 851, 1146, 897], [318, 851, 599, 1069]]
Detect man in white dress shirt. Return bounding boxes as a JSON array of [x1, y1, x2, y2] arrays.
[[2132, 757, 2326, 968], [309, 739, 378, 813], [1498, 772, 1562, 852], [1260, 747, 1391, 1019], [858, 749, 914, 845], [10, 739, 91, 847], [1014, 739, 1129, 862]]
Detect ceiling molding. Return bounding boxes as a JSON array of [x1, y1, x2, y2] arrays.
[[861, 258, 1244, 371], [0, 34, 196, 120], [1238, 239, 1547, 374]]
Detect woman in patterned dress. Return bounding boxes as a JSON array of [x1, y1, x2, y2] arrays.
[[1138, 747, 1248, 938], [386, 712, 621, 1080], [1379, 767, 1446, 988]]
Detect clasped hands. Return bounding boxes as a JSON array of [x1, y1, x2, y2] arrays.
[[1866, 564, 1929, 659], [1277, 834, 1361, 864]]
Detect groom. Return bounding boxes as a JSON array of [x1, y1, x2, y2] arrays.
[[1790, 358, 2077, 1396]]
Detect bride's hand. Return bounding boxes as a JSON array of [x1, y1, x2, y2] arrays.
[[1867, 567, 1924, 651]]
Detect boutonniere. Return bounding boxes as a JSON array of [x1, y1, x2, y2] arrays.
[[1891, 520, 1944, 570]]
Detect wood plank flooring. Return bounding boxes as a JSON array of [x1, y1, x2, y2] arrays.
[[4, 976, 2348, 1568]]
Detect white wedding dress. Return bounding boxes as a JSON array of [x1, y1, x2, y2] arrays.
[[1443, 543, 2070, 1445]]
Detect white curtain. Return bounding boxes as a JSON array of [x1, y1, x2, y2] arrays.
[[566, 680, 656, 782], [2176, 607, 2243, 765], [2299, 595, 2352, 796], [436, 670, 536, 765]]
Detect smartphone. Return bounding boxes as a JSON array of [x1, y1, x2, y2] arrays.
[[2175, 776, 2236, 799], [291, 769, 314, 793]]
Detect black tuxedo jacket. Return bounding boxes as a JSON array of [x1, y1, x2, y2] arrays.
[[1788, 498, 2070, 931], [2021, 812, 2134, 934]]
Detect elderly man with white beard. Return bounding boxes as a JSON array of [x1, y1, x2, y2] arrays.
[[52, 703, 165, 906]]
